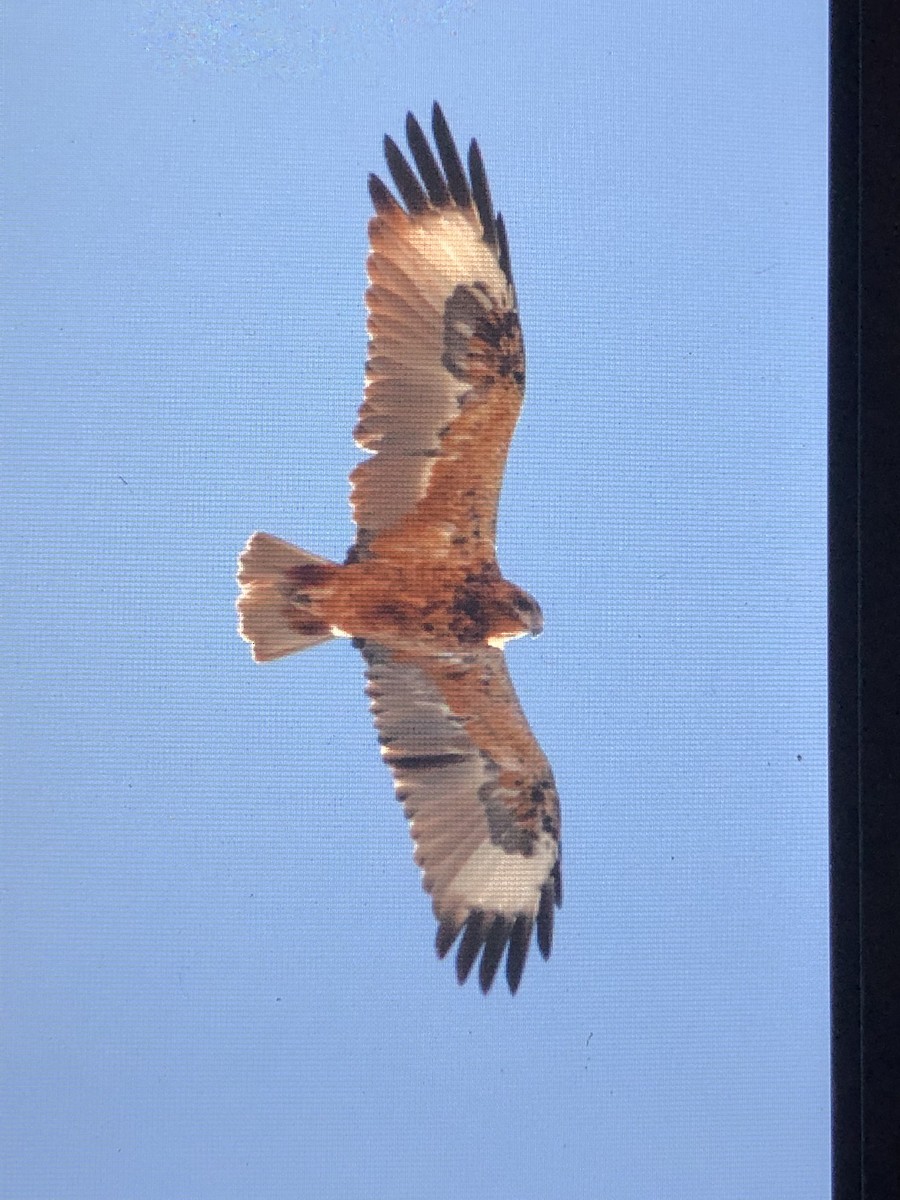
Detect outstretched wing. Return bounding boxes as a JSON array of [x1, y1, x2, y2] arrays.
[[349, 104, 525, 561], [360, 640, 561, 994]]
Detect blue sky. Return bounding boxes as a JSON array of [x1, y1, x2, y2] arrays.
[[3, 3, 828, 1197]]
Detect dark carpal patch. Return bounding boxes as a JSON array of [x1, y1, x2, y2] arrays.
[[441, 284, 525, 388], [442, 285, 490, 381], [478, 781, 538, 856]]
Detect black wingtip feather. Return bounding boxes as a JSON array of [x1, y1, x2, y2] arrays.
[[505, 915, 533, 995], [435, 917, 463, 959], [431, 103, 472, 208], [405, 111, 451, 207], [496, 212, 513, 283], [439, 911, 538, 993], [455, 911, 485, 983], [368, 173, 400, 215], [478, 917, 510, 994], [468, 139, 498, 248], [536, 882, 555, 960], [384, 135, 429, 214]]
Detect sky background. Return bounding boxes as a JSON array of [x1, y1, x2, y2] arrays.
[[3, 3, 829, 1198]]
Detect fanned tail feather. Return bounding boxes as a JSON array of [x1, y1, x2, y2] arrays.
[[237, 532, 338, 662]]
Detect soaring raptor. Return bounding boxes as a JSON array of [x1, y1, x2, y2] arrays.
[[237, 105, 561, 994]]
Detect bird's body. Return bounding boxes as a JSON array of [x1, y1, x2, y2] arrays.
[[238, 105, 561, 993], [260, 547, 540, 648]]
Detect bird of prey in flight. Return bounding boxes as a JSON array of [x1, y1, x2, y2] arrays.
[[238, 104, 561, 993]]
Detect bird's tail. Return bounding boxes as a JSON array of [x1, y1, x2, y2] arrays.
[[237, 532, 340, 662]]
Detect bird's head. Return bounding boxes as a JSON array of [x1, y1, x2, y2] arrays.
[[486, 584, 544, 648]]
